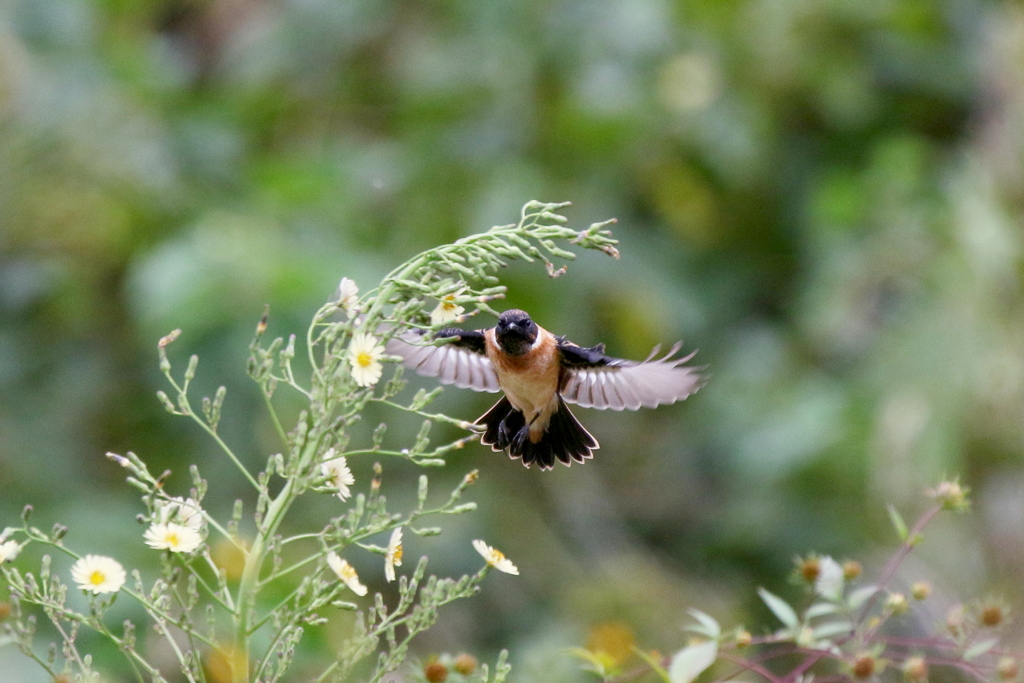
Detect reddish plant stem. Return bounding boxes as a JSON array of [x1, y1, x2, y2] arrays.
[[718, 651, 785, 683], [779, 504, 943, 683]]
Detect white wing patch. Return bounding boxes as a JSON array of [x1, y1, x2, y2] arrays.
[[386, 335, 501, 393], [561, 343, 703, 411]]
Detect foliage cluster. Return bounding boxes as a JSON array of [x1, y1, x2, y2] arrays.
[[0, 203, 618, 682]]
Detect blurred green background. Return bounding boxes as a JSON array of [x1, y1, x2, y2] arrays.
[[2, 0, 1024, 680]]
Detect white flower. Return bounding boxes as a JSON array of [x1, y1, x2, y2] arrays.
[[71, 555, 127, 594], [384, 527, 403, 582], [327, 551, 368, 596], [0, 540, 21, 563], [144, 522, 204, 553], [814, 556, 845, 601], [348, 332, 385, 387], [156, 496, 204, 531], [336, 277, 360, 318], [430, 291, 465, 326], [320, 449, 355, 501], [472, 539, 519, 575]]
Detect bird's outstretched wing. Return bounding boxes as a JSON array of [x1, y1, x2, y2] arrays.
[[385, 329, 501, 393], [557, 338, 704, 411]]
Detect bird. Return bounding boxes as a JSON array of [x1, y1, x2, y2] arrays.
[[386, 309, 705, 470]]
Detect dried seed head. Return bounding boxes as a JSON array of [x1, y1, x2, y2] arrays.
[[980, 601, 1009, 628], [852, 653, 878, 679], [424, 660, 448, 683], [796, 555, 821, 583]]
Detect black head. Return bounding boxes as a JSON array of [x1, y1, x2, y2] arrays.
[[495, 309, 538, 356]]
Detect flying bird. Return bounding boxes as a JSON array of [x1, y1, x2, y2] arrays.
[[387, 309, 704, 470]]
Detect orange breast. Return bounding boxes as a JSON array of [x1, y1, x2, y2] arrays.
[[485, 329, 560, 418]]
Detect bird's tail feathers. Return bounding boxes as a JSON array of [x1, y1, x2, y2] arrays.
[[476, 397, 598, 470]]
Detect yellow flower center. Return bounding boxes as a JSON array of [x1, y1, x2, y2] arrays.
[[392, 547, 403, 563], [166, 532, 181, 547], [89, 570, 106, 586], [356, 351, 373, 368]]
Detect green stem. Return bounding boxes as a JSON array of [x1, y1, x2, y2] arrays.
[[164, 372, 261, 491], [247, 578, 315, 634], [262, 391, 292, 453], [233, 434, 322, 681], [185, 563, 236, 614]]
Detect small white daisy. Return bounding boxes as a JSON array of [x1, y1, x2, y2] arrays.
[[336, 277, 360, 318], [472, 539, 519, 575], [71, 555, 127, 595], [0, 540, 21, 563], [156, 496, 204, 531], [320, 449, 355, 501], [430, 291, 465, 326], [144, 522, 204, 553], [348, 332, 386, 387], [326, 551, 368, 596], [384, 527, 403, 583], [814, 556, 845, 601]]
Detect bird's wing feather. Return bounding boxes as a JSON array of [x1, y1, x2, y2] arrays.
[[385, 328, 501, 393], [558, 339, 705, 411]]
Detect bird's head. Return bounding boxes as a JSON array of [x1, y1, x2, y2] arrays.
[[495, 309, 538, 355]]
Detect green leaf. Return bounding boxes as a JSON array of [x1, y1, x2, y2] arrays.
[[806, 602, 841, 619], [964, 638, 999, 661], [565, 647, 610, 677], [686, 609, 722, 639], [887, 503, 908, 542], [668, 640, 718, 683], [758, 588, 799, 628], [847, 585, 879, 610], [811, 620, 854, 639], [632, 646, 672, 683]]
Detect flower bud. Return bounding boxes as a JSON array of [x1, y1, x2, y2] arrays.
[[902, 656, 927, 682], [911, 582, 931, 601], [885, 592, 909, 615], [998, 656, 1018, 680], [946, 605, 965, 637], [158, 329, 181, 348], [842, 560, 862, 580], [454, 653, 477, 675], [735, 630, 752, 648], [106, 452, 131, 468], [928, 480, 969, 511]]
